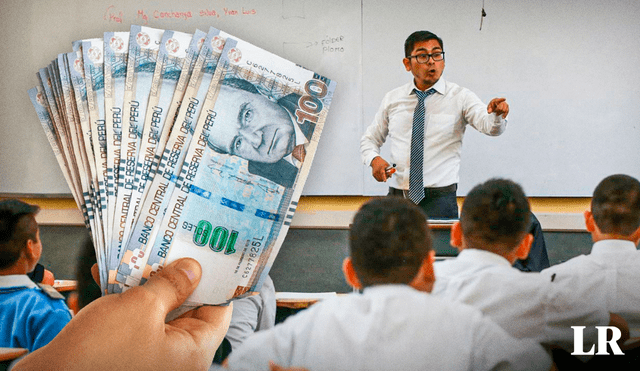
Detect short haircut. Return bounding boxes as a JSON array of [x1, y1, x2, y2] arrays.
[[349, 197, 432, 287], [404, 31, 444, 57], [0, 199, 40, 269], [591, 174, 640, 236], [460, 179, 531, 253]]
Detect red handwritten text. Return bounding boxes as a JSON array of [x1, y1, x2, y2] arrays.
[[223, 8, 238, 16], [136, 9, 149, 25], [200, 8, 220, 18], [154, 10, 193, 20], [104, 5, 124, 23]]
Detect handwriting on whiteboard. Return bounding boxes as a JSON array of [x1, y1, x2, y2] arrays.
[[306, 35, 346, 54], [103, 5, 257, 25]]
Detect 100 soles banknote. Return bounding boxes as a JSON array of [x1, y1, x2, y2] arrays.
[[29, 25, 336, 309]]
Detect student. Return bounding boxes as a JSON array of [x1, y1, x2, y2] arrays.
[[432, 178, 622, 354], [212, 275, 276, 364], [542, 174, 640, 341], [0, 199, 72, 352], [225, 197, 552, 370]]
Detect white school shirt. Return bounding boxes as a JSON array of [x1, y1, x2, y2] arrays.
[[226, 284, 551, 371], [541, 239, 640, 336], [225, 275, 276, 350], [432, 249, 609, 352], [360, 78, 507, 189]]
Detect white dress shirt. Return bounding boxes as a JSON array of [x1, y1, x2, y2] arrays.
[[225, 275, 276, 350], [542, 239, 640, 336], [226, 284, 550, 371], [361, 78, 507, 189], [433, 249, 610, 352]]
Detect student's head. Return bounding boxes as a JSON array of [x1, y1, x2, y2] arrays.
[[207, 78, 297, 164], [586, 174, 640, 240], [344, 197, 435, 291], [0, 199, 41, 273], [403, 31, 445, 90], [454, 179, 532, 261]]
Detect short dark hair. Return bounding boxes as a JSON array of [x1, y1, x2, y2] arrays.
[[591, 174, 640, 236], [0, 199, 40, 269], [460, 179, 531, 253], [349, 197, 432, 287], [404, 31, 444, 57]]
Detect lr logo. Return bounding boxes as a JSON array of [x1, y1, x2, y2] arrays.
[[571, 326, 625, 355]]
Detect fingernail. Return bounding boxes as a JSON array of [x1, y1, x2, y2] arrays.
[[182, 269, 197, 282], [174, 259, 200, 283]]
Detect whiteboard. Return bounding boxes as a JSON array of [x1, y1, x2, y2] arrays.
[[0, 0, 363, 195], [362, 0, 640, 196], [1, 0, 639, 196]]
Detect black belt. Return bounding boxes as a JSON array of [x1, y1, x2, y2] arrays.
[[390, 183, 457, 196]]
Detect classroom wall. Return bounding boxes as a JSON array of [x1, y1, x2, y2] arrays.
[[39, 225, 594, 293], [1, 0, 639, 197]]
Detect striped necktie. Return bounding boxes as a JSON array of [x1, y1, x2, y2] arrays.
[[408, 88, 436, 204]]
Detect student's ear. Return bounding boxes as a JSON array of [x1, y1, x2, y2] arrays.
[[515, 233, 534, 260], [631, 225, 640, 245], [584, 210, 597, 233], [411, 250, 436, 293], [24, 239, 39, 262], [342, 257, 362, 290], [450, 221, 463, 250]]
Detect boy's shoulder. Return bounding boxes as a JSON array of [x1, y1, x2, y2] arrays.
[[0, 274, 67, 308]]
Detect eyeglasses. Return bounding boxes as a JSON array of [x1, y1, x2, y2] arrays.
[[407, 52, 445, 63]]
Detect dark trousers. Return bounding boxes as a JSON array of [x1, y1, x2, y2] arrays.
[[388, 184, 458, 219], [390, 186, 550, 272], [513, 212, 550, 272]]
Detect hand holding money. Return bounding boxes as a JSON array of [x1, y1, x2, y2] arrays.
[[29, 25, 336, 309], [14, 258, 233, 371]]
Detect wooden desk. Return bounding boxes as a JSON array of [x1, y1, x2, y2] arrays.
[[276, 292, 340, 309], [53, 281, 336, 311], [53, 280, 77, 292]]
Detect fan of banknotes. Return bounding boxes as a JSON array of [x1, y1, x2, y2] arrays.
[[28, 25, 336, 309]]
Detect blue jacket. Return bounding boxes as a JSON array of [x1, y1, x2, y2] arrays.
[[0, 274, 72, 351]]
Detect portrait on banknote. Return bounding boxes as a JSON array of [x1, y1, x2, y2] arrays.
[[205, 76, 313, 188]]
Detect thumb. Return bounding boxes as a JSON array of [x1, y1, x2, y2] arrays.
[[137, 258, 202, 315]]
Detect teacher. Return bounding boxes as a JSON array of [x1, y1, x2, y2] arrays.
[[361, 30, 509, 219]]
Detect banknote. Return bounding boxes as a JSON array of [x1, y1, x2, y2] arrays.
[[139, 36, 336, 305], [108, 26, 164, 291], [115, 27, 226, 290], [83, 39, 108, 256], [68, 49, 105, 251], [51, 56, 96, 237], [103, 31, 129, 255], [57, 52, 98, 239], [37, 68, 83, 203], [29, 85, 108, 290], [30, 26, 337, 308], [118, 29, 196, 265], [28, 86, 77, 209]]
